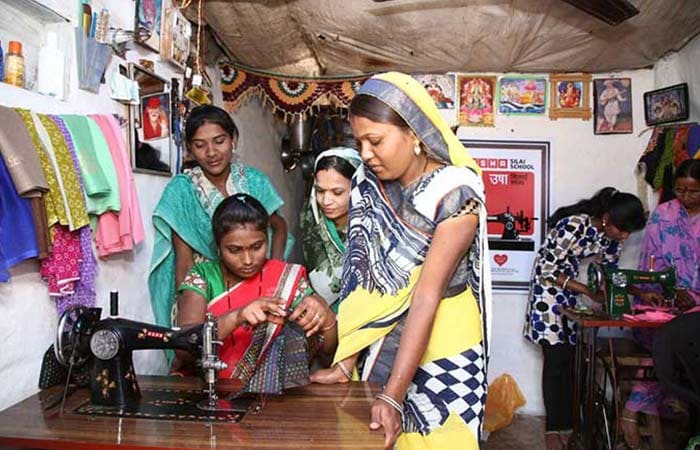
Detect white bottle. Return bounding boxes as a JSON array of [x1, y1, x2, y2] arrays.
[[37, 32, 65, 100]]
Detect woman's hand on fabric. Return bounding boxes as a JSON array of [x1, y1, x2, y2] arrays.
[[288, 295, 333, 336], [675, 289, 696, 311], [637, 291, 665, 306], [584, 288, 605, 303], [369, 399, 402, 449], [239, 297, 286, 327]]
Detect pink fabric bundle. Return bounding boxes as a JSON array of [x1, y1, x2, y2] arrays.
[[40, 225, 81, 295], [89, 115, 144, 257]]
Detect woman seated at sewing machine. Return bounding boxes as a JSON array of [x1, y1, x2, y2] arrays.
[[620, 158, 700, 450], [171, 194, 337, 387], [523, 187, 646, 450]]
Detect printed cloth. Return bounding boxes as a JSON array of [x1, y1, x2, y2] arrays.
[[523, 214, 621, 345], [334, 72, 491, 450], [50, 115, 98, 313], [301, 147, 361, 311]]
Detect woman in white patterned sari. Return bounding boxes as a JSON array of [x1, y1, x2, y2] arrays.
[[312, 72, 492, 450]]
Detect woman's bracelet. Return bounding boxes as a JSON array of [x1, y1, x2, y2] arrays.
[[336, 360, 353, 380], [321, 315, 337, 331], [562, 276, 571, 291], [375, 393, 403, 415]]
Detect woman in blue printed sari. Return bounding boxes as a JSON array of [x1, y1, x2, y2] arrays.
[[312, 72, 492, 450]]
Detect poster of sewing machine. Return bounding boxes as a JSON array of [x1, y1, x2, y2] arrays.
[[461, 139, 550, 291]]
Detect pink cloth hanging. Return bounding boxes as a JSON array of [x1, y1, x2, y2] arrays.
[[89, 115, 144, 256]]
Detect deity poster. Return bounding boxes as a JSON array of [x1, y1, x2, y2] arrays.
[[462, 140, 551, 290]]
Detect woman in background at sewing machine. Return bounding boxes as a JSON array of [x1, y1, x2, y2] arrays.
[[148, 105, 292, 334], [300, 147, 361, 313], [523, 187, 646, 450], [171, 194, 336, 381], [620, 158, 700, 449]]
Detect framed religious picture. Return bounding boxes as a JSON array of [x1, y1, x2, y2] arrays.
[[161, 7, 192, 70], [128, 64, 172, 175], [643, 83, 690, 126], [458, 75, 496, 127], [593, 78, 633, 134], [497, 75, 547, 116], [549, 73, 592, 120], [412, 74, 456, 110], [461, 139, 551, 291], [134, 0, 163, 53]]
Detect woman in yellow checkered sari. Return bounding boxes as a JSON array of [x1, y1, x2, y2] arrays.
[[311, 72, 492, 449]]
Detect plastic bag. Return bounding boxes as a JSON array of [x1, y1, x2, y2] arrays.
[[483, 373, 527, 432]]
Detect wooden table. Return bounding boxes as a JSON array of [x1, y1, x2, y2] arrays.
[[562, 309, 670, 450], [0, 376, 384, 449]]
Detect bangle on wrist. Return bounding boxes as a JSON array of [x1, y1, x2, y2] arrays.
[[375, 393, 403, 415], [562, 276, 571, 291], [321, 315, 337, 331], [336, 360, 353, 380]]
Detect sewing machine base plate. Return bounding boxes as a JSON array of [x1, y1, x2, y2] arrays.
[[75, 387, 254, 422]]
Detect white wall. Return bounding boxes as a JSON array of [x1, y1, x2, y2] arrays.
[[654, 33, 700, 123], [0, 0, 296, 412]]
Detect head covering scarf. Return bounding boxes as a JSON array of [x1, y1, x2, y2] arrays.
[[301, 147, 361, 311], [335, 72, 492, 448]]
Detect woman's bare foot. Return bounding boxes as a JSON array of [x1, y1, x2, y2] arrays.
[[545, 431, 564, 450], [620, 409, 641, 449], [310, 365, 351, 384]]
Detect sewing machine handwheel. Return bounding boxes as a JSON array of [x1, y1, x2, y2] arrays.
[[55, 306, 90, 368]]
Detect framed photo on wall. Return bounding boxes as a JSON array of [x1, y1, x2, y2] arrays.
[[594, 78, 633, 134], [461, 139, 551, 291], [643, 83, 690, 126], [412, 74, 456, 110], [549, 73, 592, 120], [161, 7, 192, 70], [135, 0, 163, 53], [497, 75, 547, 116], [458, 75, 496, 127], [128, 64, 173, 176]]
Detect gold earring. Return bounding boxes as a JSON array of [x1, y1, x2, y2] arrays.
[[413, 141, 421, 156], [602, 219, 607, 227]]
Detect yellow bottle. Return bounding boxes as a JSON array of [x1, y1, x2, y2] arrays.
[[3, 41, 25, 88]]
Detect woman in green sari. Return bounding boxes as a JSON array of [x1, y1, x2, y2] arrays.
[[149, 105, 292, 330], [300, 148, 361, 312]]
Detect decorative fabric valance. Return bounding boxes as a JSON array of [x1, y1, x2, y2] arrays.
[[219, 61, 370, 120]]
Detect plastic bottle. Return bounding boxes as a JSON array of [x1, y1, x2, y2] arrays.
[[37, 32, 65, 99], [3, 41, 25, 88], [0, 41, 4, 82]]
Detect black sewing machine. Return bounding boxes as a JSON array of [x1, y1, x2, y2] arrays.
[[54, 292, 229, 412], [487, 206, 538, 251], [587, 263, 676, 318]]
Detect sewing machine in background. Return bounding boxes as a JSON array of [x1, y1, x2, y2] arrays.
[[54, 292, 232, 414], [587, 262, 676, 317], [487, 206, 538, 251]]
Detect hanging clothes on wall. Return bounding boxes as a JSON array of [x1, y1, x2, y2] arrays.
[[30, 112, 89, 230], [60, 115, 117, 217], [0, 106, 51, 258], [0, 154, 39, 281], [90, 114, 144, 257], [49, 115, 98, 313], [14, 108, 66, 229]]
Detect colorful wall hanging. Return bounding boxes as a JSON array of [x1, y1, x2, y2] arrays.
[[219, 62, 370, 121], [458, 75, 496, 127]]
